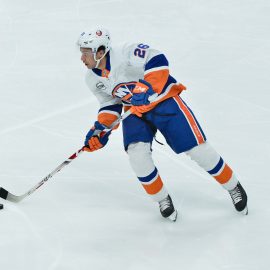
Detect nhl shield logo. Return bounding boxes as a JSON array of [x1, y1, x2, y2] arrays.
[[96, 82, 106, 90]]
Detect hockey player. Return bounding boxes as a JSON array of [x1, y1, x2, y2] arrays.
[[77, 28, 248, 221]]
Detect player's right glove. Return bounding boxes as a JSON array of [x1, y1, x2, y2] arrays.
[[83, 121, 111, 152], [131, 79, 157, 106]]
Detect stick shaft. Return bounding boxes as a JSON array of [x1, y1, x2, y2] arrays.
[[0, 110, 131, 203]]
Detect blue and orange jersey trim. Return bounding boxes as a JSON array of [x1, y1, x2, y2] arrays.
[[98, 104, 122, 127], [144, 54, 170, 94], [142, 53, 185, 110]]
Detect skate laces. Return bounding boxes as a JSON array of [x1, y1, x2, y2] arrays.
[[159, 196, 171, 212], [229, 186, 242, 204]]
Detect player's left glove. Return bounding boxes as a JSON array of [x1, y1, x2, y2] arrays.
[[83, 121, 111, 152], [131, 79, 157, 106]]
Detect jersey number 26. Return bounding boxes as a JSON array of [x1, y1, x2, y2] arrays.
[[134, 43, 149, 58]]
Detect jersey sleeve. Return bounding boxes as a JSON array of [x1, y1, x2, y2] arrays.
[[97, 104, 122, 127], [123, 43, 170, 94], [144, 53, 169, 94], [121, 43, 186, 114], [85, 71, 123, 127]]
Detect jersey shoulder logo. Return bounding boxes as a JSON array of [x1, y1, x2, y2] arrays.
[[96, 82, 106, 90]]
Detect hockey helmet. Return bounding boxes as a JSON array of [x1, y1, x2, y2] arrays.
[[77, 28, 111, 57]]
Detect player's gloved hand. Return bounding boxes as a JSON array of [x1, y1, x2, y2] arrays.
[[131, 79, 157, 106], [83, 121, 111, 152], [112, 83, 134, 103]]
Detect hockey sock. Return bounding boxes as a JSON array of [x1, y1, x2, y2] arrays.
[[127, 142, 168, 202], [186, 142, 238, 190]]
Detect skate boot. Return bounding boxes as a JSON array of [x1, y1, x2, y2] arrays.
[[228, 182, 248, 215], [158, 195, 178, 221]]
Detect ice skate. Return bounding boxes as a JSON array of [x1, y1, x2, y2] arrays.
[[228, 182, 248, 215], [159, 195, 178, 222]]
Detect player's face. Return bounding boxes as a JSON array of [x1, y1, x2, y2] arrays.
[[80, 48, 97, 69]]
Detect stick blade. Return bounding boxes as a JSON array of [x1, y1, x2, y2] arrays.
[[0, 187, 23, 203], [0, 187, 8, 200]]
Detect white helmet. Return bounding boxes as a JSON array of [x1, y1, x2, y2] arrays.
[[77, 28, 111, 58]]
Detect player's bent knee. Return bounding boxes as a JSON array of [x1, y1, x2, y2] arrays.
[[185, 142, 220, 171], [127, 142, 155, 176]]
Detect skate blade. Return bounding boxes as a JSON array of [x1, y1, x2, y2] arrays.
[[167, 210, 178, 222], [240, 206, 248, 215]]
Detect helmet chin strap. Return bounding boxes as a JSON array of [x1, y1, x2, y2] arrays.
[[95, 59, 101, 68], [94, 51, 108, 69]]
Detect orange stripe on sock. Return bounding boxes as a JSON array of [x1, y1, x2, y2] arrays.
[[174, 96, 204, 144], [142, 176, 164, 195], [214, 164, 233, 184]]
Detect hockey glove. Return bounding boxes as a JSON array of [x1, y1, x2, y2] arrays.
[[83, 121, 111, 152], [130, 82, 186, 118], [131, 79, 157, 106]]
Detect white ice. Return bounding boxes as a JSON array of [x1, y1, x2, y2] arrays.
[[0, 0, 270, 269]]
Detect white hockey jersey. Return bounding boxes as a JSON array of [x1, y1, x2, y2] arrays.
[[84, 43, 185, 127]]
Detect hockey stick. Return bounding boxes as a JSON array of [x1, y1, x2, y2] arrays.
[[0, 110, 131, 203]]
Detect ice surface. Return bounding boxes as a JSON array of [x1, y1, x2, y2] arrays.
[[0, 0, 270, 269]]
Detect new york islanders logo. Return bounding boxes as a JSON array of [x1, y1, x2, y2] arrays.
[[96, 30, 102, 36]]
